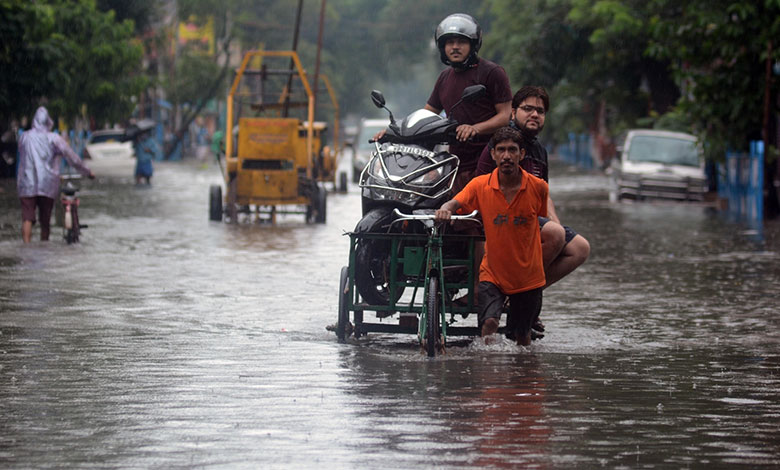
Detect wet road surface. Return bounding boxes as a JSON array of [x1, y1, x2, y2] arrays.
[[1, 159, 779, 469]]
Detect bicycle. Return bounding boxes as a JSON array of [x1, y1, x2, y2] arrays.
[[60, 174, 86, 244]]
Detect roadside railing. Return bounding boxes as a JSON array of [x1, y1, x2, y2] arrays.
[[557, 133, 594, 170], [719, 141, 764, 232]]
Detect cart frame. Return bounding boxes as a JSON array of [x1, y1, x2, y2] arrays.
[[337, 210, 483, 356]]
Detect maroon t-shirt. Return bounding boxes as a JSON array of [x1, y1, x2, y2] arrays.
[[427, 58, 512, 171]]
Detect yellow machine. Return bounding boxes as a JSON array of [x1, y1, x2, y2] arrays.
[[209, 50, 344, 224]]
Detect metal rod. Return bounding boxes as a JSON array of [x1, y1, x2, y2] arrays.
[[283, 0, 305, 117], [313, 0, 326, 107]]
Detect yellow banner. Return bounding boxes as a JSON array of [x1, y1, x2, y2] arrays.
[[178, 16, 214, 55]]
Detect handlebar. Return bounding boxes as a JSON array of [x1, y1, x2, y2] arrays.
[[60, 173, 82, 181], [392, 208, 480, 221]]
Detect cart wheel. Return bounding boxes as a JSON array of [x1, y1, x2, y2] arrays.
[[209, 184, 223, 221], [338, 171, 348, 193], [336, 266, 350, 342], [315, 186, 327, 224], [425, 277, 441, 357]]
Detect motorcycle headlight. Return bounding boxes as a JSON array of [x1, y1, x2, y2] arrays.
[[370, 157, 384, 177], [409, 167, 443, 185]]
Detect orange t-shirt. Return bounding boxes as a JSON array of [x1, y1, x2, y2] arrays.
[[455, 168, 548, 294]]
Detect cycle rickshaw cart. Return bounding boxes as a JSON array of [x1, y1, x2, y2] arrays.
[[336, 209, 484, 357]]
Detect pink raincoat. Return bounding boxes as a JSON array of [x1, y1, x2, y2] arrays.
[[17, 107, 92, 199]]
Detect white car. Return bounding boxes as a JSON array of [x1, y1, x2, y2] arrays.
[[84, 129, 135, 176], [611, 129, 707, 202], [351, 118, 390, 183]]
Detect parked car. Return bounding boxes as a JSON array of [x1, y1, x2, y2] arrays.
[[351, 118, 390, 183], [610, 129, 707, 202], [83, 129, 135, 176]]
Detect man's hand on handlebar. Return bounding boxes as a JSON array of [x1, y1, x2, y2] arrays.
[[371, 129, 387, 143], [455, 124, 479, 142], [434, 208, 452, 223]]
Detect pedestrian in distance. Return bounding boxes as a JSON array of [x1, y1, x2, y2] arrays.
[[132, 123, 159, 185], [435, 126, 548, 346], [16, 106, 95, 243], [476, 86, 591, 336]]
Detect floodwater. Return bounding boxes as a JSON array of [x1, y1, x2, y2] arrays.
[[1, 158, 779, 469]]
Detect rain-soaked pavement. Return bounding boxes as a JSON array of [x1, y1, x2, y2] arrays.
[[1, 157, 779, 469]]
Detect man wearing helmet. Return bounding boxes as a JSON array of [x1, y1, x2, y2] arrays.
[[426, 13, 512, 193]]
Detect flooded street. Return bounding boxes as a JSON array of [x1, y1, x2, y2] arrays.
[[1, 158, 779, 469]]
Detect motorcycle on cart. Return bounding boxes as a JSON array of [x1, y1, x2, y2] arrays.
[[334, 85, 487, 357]]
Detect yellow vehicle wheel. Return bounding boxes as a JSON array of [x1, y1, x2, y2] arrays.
[[226, 177, 238, 223], [209, 185, 222, 221]]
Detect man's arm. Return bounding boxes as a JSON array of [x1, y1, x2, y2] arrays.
[[424, 104, 442, 115], [455, 101, 511, 142], [434, 198, 462, 222], [54, 135, 95, 179], [546, 196, 560, 224]]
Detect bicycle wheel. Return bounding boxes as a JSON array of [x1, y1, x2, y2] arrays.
[[64, 206, 79, 244], [336, 266, 350, 343], [72, 206, 80, 243], [425, 277, 440, 357]]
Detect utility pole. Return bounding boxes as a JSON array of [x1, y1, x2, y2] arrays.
[[282, 0, 305, 118], [312, 0, 327, 109]]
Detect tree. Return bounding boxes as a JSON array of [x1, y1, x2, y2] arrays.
[[0, 0, 146, 129], [0, 2, 64, 129], [648, 0, 780, 157], [484, 0, 680, 157], [648, 0, 780, 215], [96, 0, 158, 34]]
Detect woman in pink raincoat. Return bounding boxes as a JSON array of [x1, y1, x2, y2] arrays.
[[17, 107, 94, 243]]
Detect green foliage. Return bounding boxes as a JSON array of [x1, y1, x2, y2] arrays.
[[166, 54, 224, 106], [0, 0, 146, 128], [647, 0, 780, 160], [96, 0, 158, 34], [0, 2, 60, 127]]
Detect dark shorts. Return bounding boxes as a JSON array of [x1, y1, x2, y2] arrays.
[[20, 196, 54, 225], [538, 216, 578, 244], [478, 281, 542, 337]]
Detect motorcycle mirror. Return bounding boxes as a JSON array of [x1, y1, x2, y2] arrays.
[[370, 90, 399, 132], [370, 90, 386, 109], [461, 84, 487, 102], [450, 85, 487, 113]]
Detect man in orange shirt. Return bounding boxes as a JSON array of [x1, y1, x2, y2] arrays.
[[435, 126, 548, 345]]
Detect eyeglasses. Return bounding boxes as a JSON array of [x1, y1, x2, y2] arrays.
[[517, 104, 546, 115]]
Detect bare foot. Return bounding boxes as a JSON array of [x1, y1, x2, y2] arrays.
[[481, 318, 499, 338], [516, 331, 531, 346]]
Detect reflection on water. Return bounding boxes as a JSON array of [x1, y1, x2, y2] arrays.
[[1, 159, 779, 468]]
